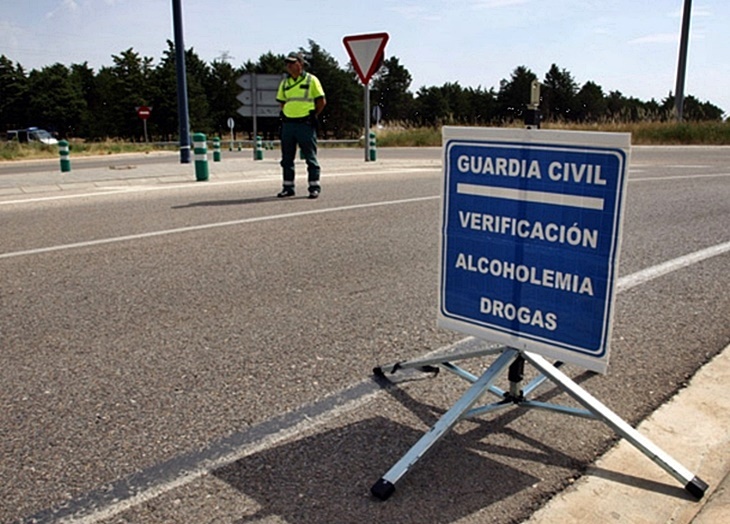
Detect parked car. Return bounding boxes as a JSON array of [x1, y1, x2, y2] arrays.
[[6, 127, 58, 145]]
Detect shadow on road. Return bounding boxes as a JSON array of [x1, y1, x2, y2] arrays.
[[172, 196, 281, 208], [213, 416, 538, 524]]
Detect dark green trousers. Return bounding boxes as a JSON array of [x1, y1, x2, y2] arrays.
[[280, 121, 320, 192]]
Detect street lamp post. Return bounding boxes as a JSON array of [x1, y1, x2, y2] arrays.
[[171, 0, 191, 163], [674, 0, 692, 121]]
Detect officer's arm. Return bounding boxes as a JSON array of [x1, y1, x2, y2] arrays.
[[314, 97, 326, 115]]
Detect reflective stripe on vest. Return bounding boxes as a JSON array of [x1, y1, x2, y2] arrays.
[[279, 72, 315, 118]]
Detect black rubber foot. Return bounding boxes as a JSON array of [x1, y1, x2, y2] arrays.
[[371, 478, 396, 500], [685, 476, 709, 500], [373, 366, 385, 377]]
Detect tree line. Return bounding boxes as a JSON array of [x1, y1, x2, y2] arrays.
[[1, 40, 725, 142]]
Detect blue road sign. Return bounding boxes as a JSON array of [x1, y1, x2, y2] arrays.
[[438, 127, 630, 373]]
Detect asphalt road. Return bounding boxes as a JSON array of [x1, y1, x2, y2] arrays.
[[1, 146, 728, 523]]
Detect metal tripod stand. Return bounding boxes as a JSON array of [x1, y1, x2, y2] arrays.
[[371, 345, 708, 501]]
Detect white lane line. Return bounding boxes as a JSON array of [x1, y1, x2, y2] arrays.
[[616, 241, 730, 293], [3, 167, 725, 208], [0, 167, 439, 206], [62, 391, 382, 524], [54, 238, 730, 524], [631, 173, 730, 182], [0, 196, 439, 260]]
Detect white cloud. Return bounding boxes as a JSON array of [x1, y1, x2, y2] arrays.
[[671, 4, 713, 17], [388, 4, 442, 21], [45, 0, 81, 19], [470, 0, 529, 8], [0, 21, 24, 50], [629, 33, 678, 45]]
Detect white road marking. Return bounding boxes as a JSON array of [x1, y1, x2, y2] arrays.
[[0, 196, 439, 260], [616, 241, 730, 293], [62, 392, 382, 524], [2, 167, 726, 207], [0, 167, 438, 206], [631, 173, 729, 182]]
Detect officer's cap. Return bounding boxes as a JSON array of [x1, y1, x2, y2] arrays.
[[284, 52, 304, 64]]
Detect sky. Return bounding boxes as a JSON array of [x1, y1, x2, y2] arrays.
[[1, 0, 728, 116]]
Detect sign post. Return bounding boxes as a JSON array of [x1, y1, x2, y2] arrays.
[[370, 126, 708, 502], [227, 117, 235, 151], [343, 32, 389, 162], [136, 105, 151, 142], [237, 73, 284, 159]]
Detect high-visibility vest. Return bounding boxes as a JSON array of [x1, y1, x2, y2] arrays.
[[276, 72, 325, 118]]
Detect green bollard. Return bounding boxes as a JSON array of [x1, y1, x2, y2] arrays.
[[193, 132, 209, 181], [369, 131, 377, 161], [213, 137, 221, 162], [255, 135, 263, 160], [58, 140, 71, 172]]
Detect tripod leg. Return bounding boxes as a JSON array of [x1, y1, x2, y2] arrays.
[[523, 351, 708, 499], [371, 348, 519, 500]]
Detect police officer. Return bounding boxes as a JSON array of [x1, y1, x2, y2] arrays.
[[276, 52, 326, 199]]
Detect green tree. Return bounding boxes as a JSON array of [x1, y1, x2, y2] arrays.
[[26, 63, 86, 137], [6, 41, 729, 138], [542, 64, 578, 121], [574, 81, 607, 122], [440, 82, 471, 123], [411, 86, 449, 126], [148, 45, 179, 141], [242, 51, 284, 75], [90, 49, 154, 139], [304, 40, 361, 138], [151, 41, 212, 141], [184, 49, 212, 134], [496, 66, 538, 123], [605, 90, 626, 120], [466, 86, 498, 124], [0, 55, 28, 130], [371, 56, 413, 123], [205, 60, 242, 137], [662, 94, 724, 121], [69, 62, 97, 137]]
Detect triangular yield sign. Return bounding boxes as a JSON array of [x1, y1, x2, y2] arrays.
[[342, 32, 389, 85]]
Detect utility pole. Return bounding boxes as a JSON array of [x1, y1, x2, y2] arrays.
[[674, 0, 692, 121], [171, 0, 191, 163]]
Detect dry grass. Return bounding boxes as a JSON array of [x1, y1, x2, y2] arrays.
[[3, 121, 728, 161], [372, 120, 730, 147], [0, 139, 173, 162]]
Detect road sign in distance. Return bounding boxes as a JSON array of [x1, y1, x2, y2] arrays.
[[236, 90, 280, 107], [343, 32, 389, 84], [136, 106, 151, 120], [237, 106, 280, 118], [236, 73, 284, 90]]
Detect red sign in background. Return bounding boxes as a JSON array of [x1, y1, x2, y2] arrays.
[[136, 106, 151, 120]]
